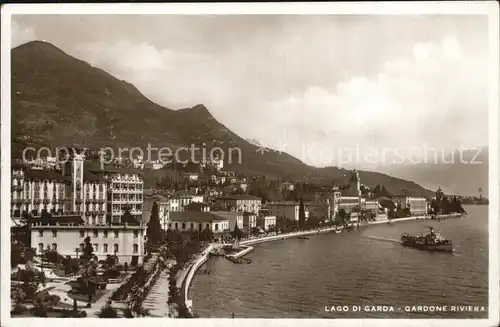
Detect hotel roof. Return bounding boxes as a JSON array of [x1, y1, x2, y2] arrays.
[[24, 169, 72, 183], [173, 190, 195, 197], [86, 162, 143, 175], [216, 195, 261, 200], [268, 201, 299, 206], [170, 211, 229, 223]]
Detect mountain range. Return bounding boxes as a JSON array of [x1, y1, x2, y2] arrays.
[[11, 40, 486, 197]]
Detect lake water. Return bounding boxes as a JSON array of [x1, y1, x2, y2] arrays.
[[190, 205, 489, 318]]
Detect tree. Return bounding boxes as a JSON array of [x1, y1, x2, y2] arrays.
[[298, 200, 306, 229], [82, 236, 93, 261], [146, 202, 163, 246], [200, 225, 213, 242], [336, 208, 347, 226], [231, 225, 244, 240]]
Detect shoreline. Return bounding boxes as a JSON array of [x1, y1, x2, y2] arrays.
[[182, 213, 464, 316]]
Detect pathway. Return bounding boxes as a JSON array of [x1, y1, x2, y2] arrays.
[[143, 269, 171, 317]]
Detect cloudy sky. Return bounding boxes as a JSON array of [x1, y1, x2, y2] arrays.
[[12, 15, 489, 168]]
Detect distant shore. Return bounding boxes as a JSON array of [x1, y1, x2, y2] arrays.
[[183, 212, 464, 316]]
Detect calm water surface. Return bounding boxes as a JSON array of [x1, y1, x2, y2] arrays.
[[190, 205, 488, 318]]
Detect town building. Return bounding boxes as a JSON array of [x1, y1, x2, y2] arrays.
[[85, 164, 144, 224], [280, 182, 295, 192], [305, 201, 330, 220], [30, 212, 146, 265], [11, 151, 147, 265], [168, 212, 230, 234], [184, 202, 211, 212], [184, 173, 199, 182], [315, 185, 341, 221], [166, 190, 203, 212], [210, 211, 244, 230], [268, 202, 301, 221], [392, 196, 428, 216], [242, 212, 257, 232], [364, 200, 380, 216], [214, 195, 262, 213], [257, 216, 277, 231]]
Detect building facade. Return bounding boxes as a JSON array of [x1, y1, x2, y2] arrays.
[[268, 202, 300, 221], [257, 216, 276, 231], [242, 212, 257, 232], [392, 196, 428, 216], [214, 195, 262, 213], [11, 152, 147, 265], [169, 212, 230, 233]]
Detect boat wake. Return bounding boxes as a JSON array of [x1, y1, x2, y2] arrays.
[[364, 236, 402, 244]]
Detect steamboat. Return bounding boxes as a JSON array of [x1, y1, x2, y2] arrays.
[[400, 227, 453, 252]]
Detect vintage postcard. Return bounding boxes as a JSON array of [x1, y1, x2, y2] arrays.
[[1, 2, 499, 327]]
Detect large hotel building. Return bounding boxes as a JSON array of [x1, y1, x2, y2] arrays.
[[10, 151, 147, 265]]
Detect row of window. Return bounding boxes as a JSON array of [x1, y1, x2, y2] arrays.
[[170, 222, 210, 230], [112, 183, 143, 190], [37, 243, 139, 254], [38, 229, 140, 238], [169, 222, 226, 231], [112, 195, 143, 201], [111, 204, 143, 211]]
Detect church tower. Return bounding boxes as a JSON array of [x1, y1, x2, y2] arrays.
[[348, 169, 361, 197]]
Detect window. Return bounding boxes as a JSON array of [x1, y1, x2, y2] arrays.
[[79, 230, 85, 238], [113, 244, 119, 253], [103, 231, 108, 238], [39, 230, 43, 237], [199, 223, 202, 230], [133, 230, 138, 238], [215, 223, 219, 231], [190, 223, 194, 229], [38, 243, 43, 253], [103, 244, 108, 253], [93, 244, 98, 252], [52, 229, 57, 237], [182, 223, 186, 229], [114, 231, 119, 238], [133, 244, 138, 253], [52, 243, 57, 252], [175, 222, 178, 229], [93, 230, 98, 237]]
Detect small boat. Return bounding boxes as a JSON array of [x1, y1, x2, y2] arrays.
[[401, 227, 453, 253], [298, 237, 309, 240], [334, 230, 341, 234]]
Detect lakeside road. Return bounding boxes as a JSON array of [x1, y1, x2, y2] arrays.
[[182, 213, 465, 316]]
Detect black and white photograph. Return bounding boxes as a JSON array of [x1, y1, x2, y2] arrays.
[[1, 2, 499, 326]]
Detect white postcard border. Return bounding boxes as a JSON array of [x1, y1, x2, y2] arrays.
[[1, 2, 498, 327]]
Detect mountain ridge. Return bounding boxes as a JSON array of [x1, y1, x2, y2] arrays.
[[11, 40, 435, 196]]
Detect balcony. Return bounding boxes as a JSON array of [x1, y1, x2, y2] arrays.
[[11, 185, 23, 192], [34, 199, 41, 205], [75, 199, 83, 204], [97, 199, 105, 203]]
